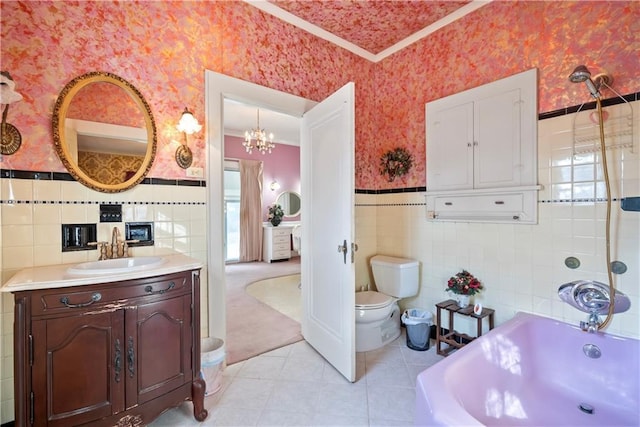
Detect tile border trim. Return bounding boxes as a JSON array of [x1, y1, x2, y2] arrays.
[[0, 169, 206, 187], [0, 199, 206, 205]]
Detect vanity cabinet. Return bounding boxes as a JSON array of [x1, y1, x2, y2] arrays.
[[12, 270, 207, 426], [263, 225, 294, 262]]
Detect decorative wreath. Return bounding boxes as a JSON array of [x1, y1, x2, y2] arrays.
[[380, 147, 413, 182]]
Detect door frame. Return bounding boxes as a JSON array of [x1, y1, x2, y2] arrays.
[[204, 71, 317, 340]]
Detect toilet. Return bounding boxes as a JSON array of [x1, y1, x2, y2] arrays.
[[356, 255, 419, 352]]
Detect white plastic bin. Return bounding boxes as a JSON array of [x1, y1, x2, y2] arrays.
[[201, 338, 225, 396], [401, 309, 433, 351]]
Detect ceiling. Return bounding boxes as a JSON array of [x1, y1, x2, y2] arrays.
[[224, 0, 490, 145], [268, 0, 475, 57]]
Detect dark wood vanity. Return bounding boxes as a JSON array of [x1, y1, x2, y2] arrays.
[[10, 268, 207, 426]]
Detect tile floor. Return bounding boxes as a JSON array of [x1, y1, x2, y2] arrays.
[[149, 330, 444, 426]]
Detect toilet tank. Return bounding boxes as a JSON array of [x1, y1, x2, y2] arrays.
[[370, 255, 419, 298]]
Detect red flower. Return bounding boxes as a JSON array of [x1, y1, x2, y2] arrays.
[[445, 270, 483, 295]]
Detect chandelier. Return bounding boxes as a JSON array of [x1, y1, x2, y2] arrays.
[[243, 109, 275, 154]]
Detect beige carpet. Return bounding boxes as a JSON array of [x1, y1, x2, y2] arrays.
[[225, 258, 302, 365], [246, 274, 302, 322]]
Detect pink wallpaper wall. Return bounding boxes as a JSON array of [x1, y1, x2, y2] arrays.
[[224, 136, 301, 221], [361, 0, 640, 190], [1, 1, 638, 190]]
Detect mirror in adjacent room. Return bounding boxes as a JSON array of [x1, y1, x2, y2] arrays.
[[52, 71, 157, 193], [276, 191, 301, 217]]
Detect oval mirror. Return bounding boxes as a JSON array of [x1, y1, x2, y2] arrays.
[[52, 71, 157, 193], [276, 191, 301, 217]]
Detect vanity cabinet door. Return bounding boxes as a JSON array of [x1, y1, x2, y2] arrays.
[[129, 293, 193, 406], [31, 310, 124, 426]]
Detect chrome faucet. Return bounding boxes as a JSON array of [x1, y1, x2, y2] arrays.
[[580, 313, 601, 333], [558, 280, 632, 333]]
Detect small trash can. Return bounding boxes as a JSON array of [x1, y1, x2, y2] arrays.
[[401, 309, 433, 351], [201, 337, 225, 396]]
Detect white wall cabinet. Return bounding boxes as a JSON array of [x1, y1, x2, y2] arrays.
[[263, 225, 294, 262], [425, 68, 540, 223]]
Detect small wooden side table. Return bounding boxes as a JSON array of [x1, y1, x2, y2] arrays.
[[435, 299, 495, 356]]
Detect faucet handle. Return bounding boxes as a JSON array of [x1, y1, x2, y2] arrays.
[[122, 240, 140, 258], [89, 241, 109, 260]]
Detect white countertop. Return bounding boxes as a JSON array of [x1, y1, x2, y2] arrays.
[[1, 254, 204, 292]]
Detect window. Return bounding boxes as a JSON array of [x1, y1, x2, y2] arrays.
[[224, 163, 240, 262]]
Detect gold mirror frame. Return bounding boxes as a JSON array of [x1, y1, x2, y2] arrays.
[[52, 71, 157, 193]]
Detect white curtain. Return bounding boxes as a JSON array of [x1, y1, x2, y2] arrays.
[[239, 159, 263, 262]]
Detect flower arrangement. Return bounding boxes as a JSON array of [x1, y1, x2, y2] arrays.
[[268, 203, 284, 226], [446, 270, 483, 295], [380, 147, 413, 182]]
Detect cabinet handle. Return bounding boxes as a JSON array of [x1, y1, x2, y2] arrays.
[[444, 202, 453, 206], [127, 336, 135, 378], [60, 292, 101, 308], [494, 200, 505, 205], [114, 339, 121, 383], [144, 281, 175, 295]]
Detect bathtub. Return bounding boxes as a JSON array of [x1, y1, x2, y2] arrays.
[[415, 312, 640, 426]]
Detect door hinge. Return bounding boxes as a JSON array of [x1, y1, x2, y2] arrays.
[[351, 242, 358, 264]]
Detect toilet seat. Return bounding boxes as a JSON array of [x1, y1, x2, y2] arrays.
[[355, 291, 394, 309]]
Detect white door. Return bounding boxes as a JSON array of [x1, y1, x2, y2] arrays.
[[301, 82, 356, 382]]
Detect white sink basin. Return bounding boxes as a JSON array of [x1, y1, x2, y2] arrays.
[[67, 256, 165, 275]]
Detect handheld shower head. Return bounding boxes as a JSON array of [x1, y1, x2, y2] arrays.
[[569, 65, 591, 83], [569, 64, 604, 99]]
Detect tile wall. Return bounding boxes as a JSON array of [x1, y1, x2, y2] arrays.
[[356, 100, 640, 340], [0, 176, 208, 423]]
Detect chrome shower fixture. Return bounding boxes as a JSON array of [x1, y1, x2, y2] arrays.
[[568, 65, 613, 99], [558, 280, 631, 333], [558, 280, 631, 315]]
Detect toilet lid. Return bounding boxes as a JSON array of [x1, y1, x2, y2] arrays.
[[355, 291, 394, 309]]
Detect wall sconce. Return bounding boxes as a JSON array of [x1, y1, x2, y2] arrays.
[[175, 107, 202, 169], [270, 180, 281, 191], [1, 71, 24, 156]]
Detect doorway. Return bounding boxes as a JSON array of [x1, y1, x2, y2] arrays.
[[222, 118, 304, 362], [205, 71, 317, 343], [206, 72, 356, 381]]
